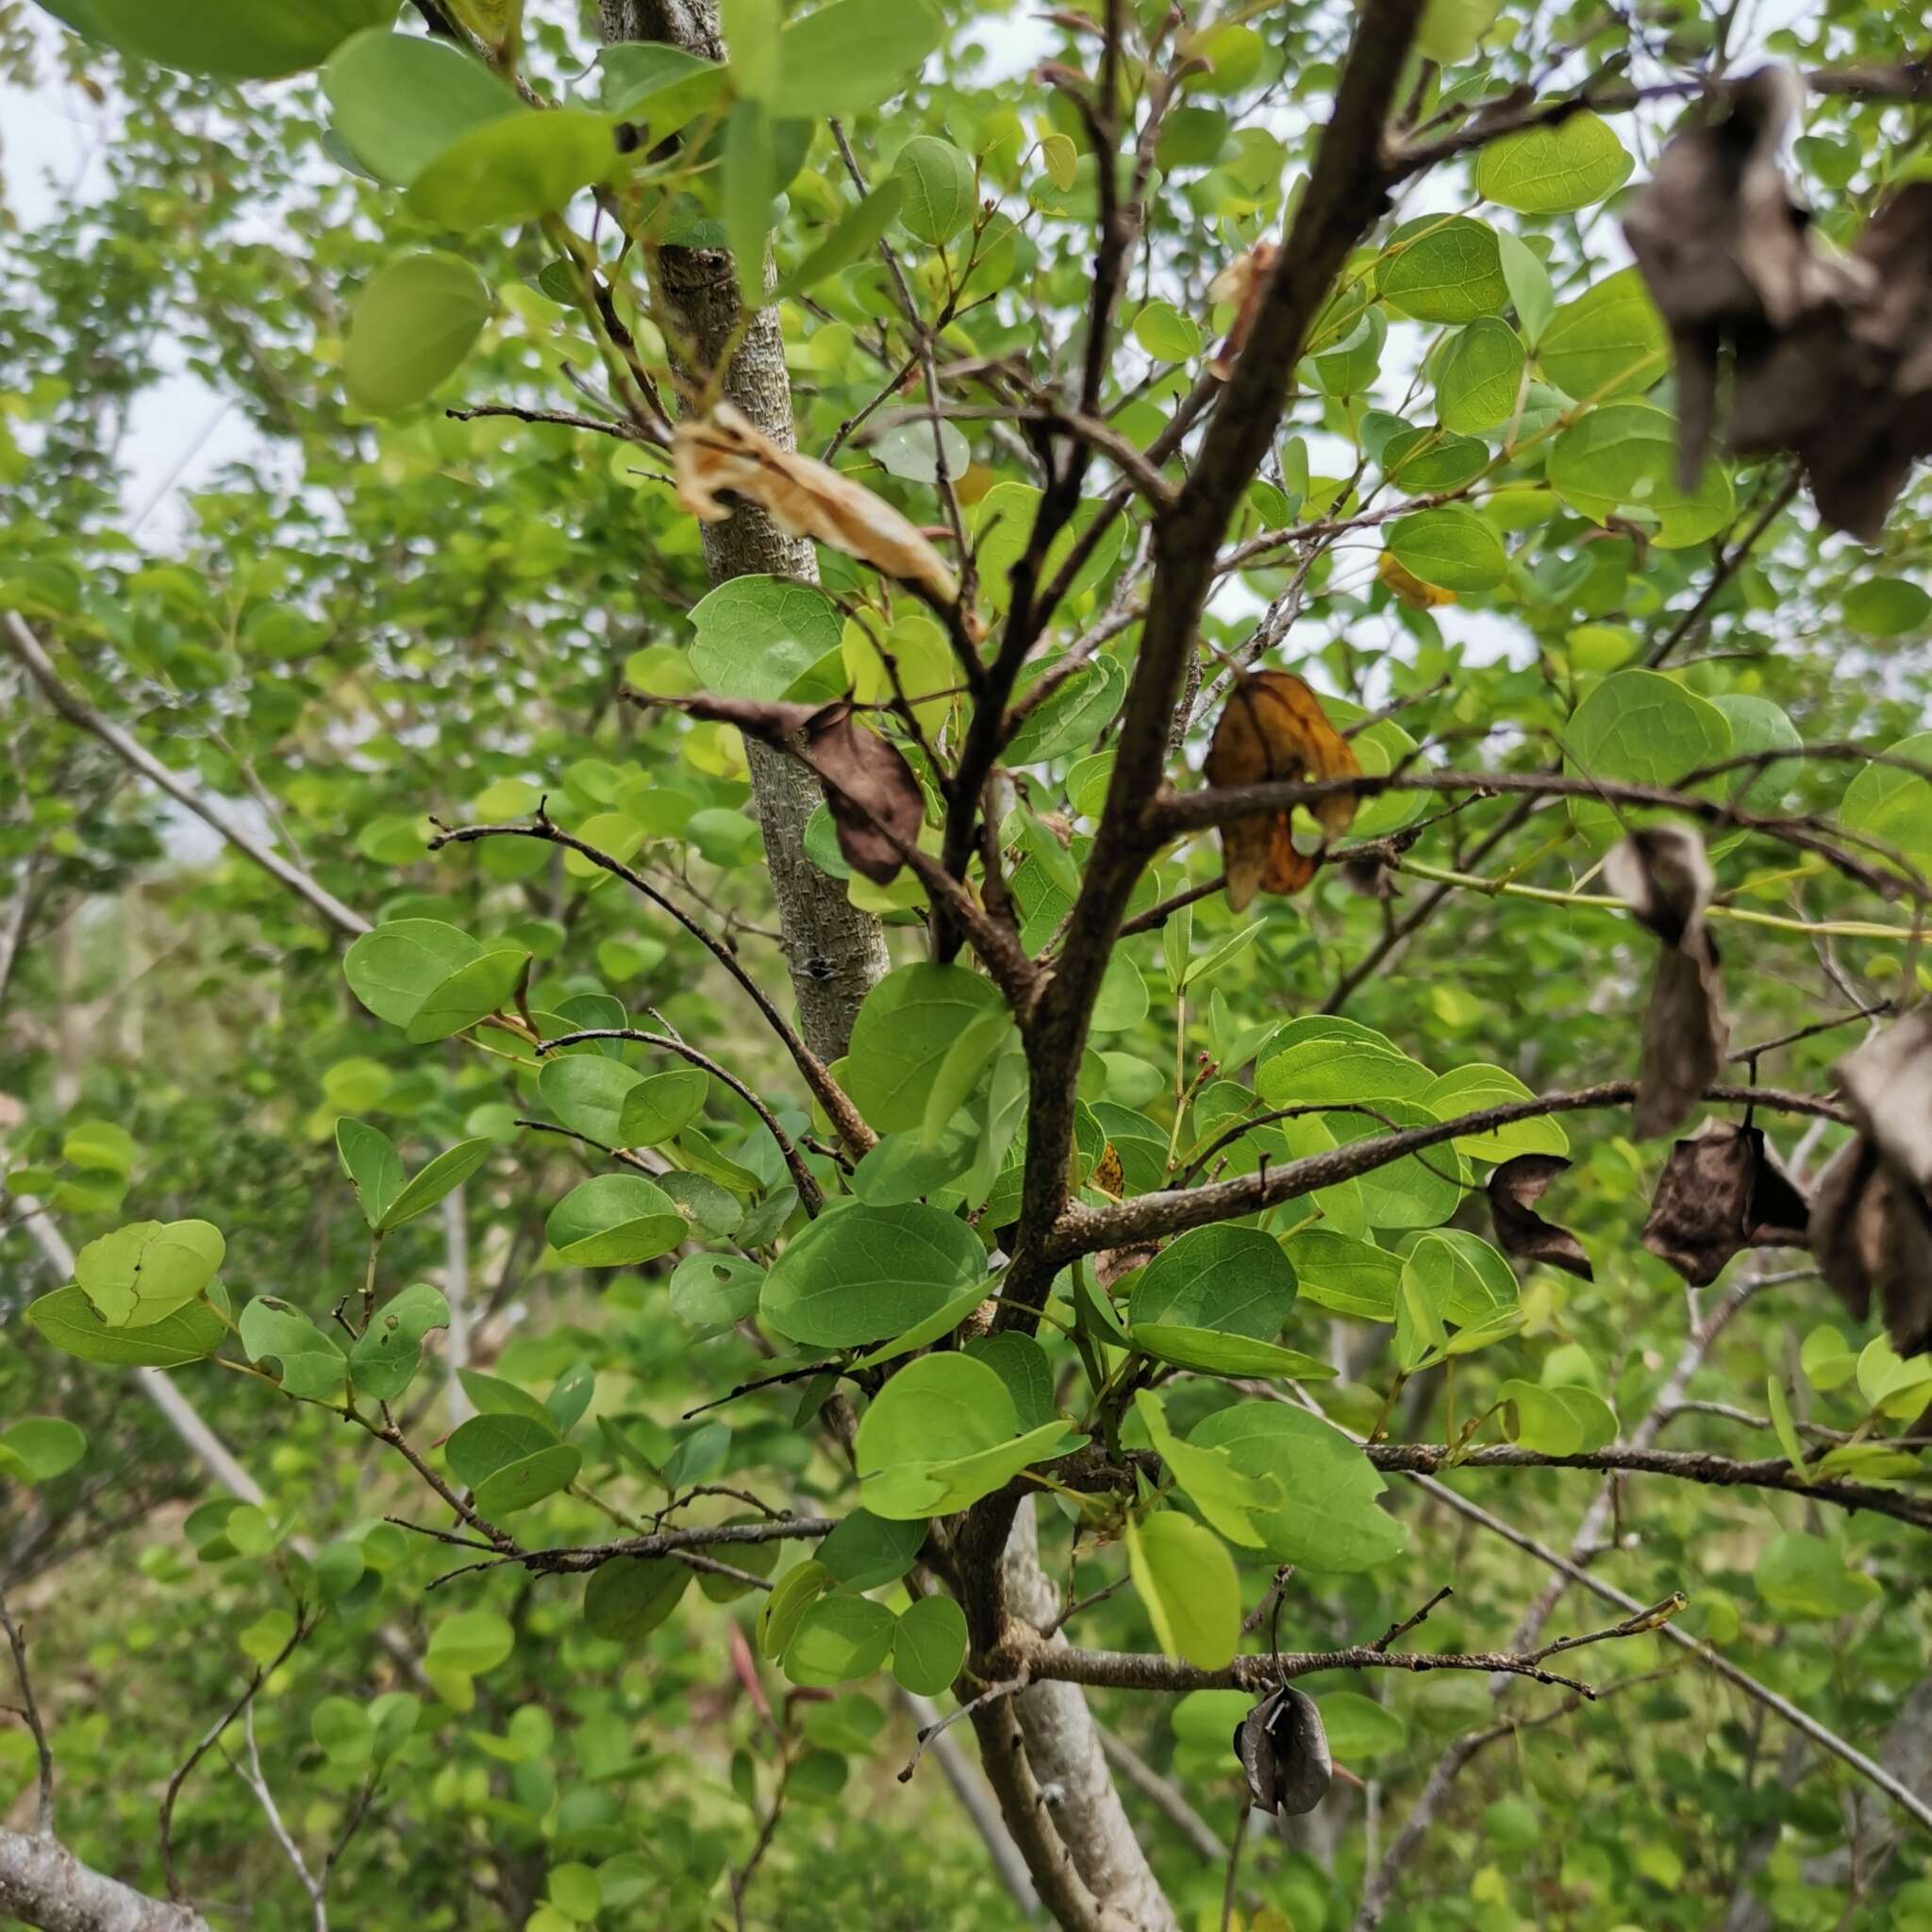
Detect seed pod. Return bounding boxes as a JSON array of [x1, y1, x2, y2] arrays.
[[1232, 1683, 1331, 1818]]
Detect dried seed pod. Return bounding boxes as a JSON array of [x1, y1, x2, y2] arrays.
[[1487, 1153, 1593, 1281], [1204, 672, 1360, 911], [1604, 826, 1729, 1140], [1641, 1120, 1810, 1288], [1233, 1683, 1332, 1819]]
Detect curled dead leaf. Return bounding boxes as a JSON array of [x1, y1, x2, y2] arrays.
[[1207, 242, 1278, 381], [1234, 1684, 1332, 1821], [1204, 672, 1361, 912], [1812, 1011, 1932, 1356], [1487, 1153, 1593, 1281], [673, 402, 962, 608], [1604, 826, 1729, 1140], [640, 689, 925, 886], [1641, 1120, 1810, 1288], [1094, 1240, 1159, 1293]]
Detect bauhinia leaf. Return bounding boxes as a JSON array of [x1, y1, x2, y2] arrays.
[[1641, 1120, 1810, 1287], [1487, 1153, 1593, 1281]]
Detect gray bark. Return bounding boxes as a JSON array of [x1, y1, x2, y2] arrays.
[[0, 1828, 208, 1932], [599, 0, 890, 1061]]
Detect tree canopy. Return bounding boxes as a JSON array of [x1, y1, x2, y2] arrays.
[[5, 1, 1932, 1929]]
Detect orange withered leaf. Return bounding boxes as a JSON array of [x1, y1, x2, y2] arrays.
[[1207, 242, 1279, 381], [1204, 671, 1361, 911], [1376, 550, 1456, 610], [673, 402, 961, 607]]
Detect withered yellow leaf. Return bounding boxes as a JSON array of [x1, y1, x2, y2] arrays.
[[1204, 671, 1361, 911], [1377, 550, 1457, 610]]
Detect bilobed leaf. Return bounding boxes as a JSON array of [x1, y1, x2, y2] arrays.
[[689, 575, 843, 703], [1496, 1380, 1617, 1454], [584, 1557, 690, 1641], [817, 1511, 926, 1591], [1416, 0, 1499, 63], [1126, 1224, 1297, 1339], [1205, 672, 1361, 910], [598, 42, 727, 135], [345, 252, 492, 417], [784, 1593, 896, 1686], [28, 1286, 227, 1368], [0, 1418, 87, 1484], [1840, 730, 1932, 880], [1134, 1390, 1281, 1547], [618, 1069, 709, 1147], [1126, 1511, 1240, 1669], [1536, 268, 1667, 402], [407, 108, 616, 230], [845, 962, 1008, 1133], [1421, 1065, 1570, 1163], [1476, 109, 1632, 213], [1564, 672, 1731, 847], [1282, 1229, 1401, 1321], [75, 1219, 225, 1328], [780, 181, 906, 297], [1432, 318, 1524, 434], [406, 947, 528, 1043], [1548, 403, 1734, 547], [240, 1297, 349, 1406], [1754, 1532, 1881, 1622], [545, 1174, 686, 1267], [343, 920, 484, 1029], [324, 29, 519, 186]]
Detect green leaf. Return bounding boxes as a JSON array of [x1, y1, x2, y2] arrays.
[[1754, 1532, 1882, 1622], [240, 1297, 349, 1406], [1125, 1511, 1240, 1669], [337, 1119, 405, 1229], [1190, 1403, 1407, 1572], [449, 1413, 582, 1514], [779, 181, 906, 298], [1432, 318, 1524, 435], [1378, 216, 1509, 324], [1495, 229, 1554, 344], [428, 1608, 516, 1674], [350, 1283, 451, 1402], [1536, 268, 1667, 402], [323, 29, 519, 186], [0, 1418, 87, 1484], [1419, 1065, 1570, 1163], [459, 1369, 558, 1428], [758, 1559, 832, 1658], [1765, 1376, 1810, 1482], [1475, 109, 1632, 213], [724, 100, 777, 311], [1126, 1224, 1297, 1339], [27, 1286, 227, 1368], [1384, 508, 1507, 593], [1126, 1326, 1336, 1380], [784, 1593, 896, 1687], [818, 1511, 926, 1591], [1548, 402, 1734, 547], [760, 1199, 986, 1348], [689, 575, 844, 702], [407, 108, 616, 231], [1415, 0, 1499, 63], [1282, 1230, 1401, 1321], [75, 1218, 225, 1328], [721, 0, 779, 99], [1708, 694, 1801, 809], [1800, 1324, 1858, 1392], [598, 43, 728, 136], [380, 1140, 493, 1232], [1496, 1380, 1617, 1454], [75, 0, 392, 77], [854, 1354, 1078, 1519], [343, 920, 482, 1029], [920, 1008, 1016, 1149], [891, 136, 975, 245], [1404, 1230, 1518, 1324], [974, 482, 1126, 613], [1840, 731, 1932, 880], [545, 1174, 687, 1267], [770, 0, 941, 119], [1133, 300, 1202, 362], [1316, 1690, 1406, 1759], [844, 962, 1008, 1133], [669, 1251, 765, 1325], [585, 1557, 691, 1641], [540, 1056, 643, 1146], [406, 948, 528, 1043], [891, 1595, 967, 1695], [847, 1280, 995, 1372], [60, 1121, 137, 1178], [1134, 1390, 1281, 1547], [1844, 577, 1932, 639], [1563, 669, 1731, 846], [344, 252, 493, 418]]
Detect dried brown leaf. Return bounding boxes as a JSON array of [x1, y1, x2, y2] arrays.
[[1641, 1120, 1810, 1288], [1813, 1012, 1932, 1354], [1207, 242, 1278, 381], [673, 402, 961, 607], [1604, 826, 1729, 1140], [1204, 672, 1361, 912], [1094, 1241, 1159, 1293], [1234, 1684, 1331, 1819], [1487, 1153, 1594, 1281]]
